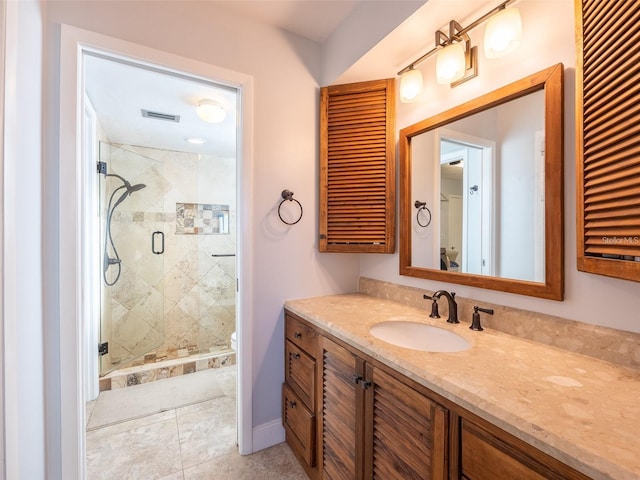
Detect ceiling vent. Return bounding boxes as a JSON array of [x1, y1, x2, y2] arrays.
[[141, 109, 180, 122]]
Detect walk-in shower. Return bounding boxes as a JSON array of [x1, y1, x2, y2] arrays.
[[103, 172, 146, 286], [86, 51, 238, 398], [97, 142, 237, 385]]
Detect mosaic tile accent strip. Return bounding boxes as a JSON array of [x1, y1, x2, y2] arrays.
[[176, 203, 230, 234]]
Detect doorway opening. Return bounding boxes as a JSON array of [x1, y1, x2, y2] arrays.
[[437, 130, 495, 276], [81, 49, 242, 476], [60, 26, 255, 478], [83, 51, 238, 390]]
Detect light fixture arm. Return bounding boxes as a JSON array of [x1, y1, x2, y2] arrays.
[[397, 0, 515, 76]]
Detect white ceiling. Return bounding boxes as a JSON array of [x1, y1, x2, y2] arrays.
[[214, 0, 362, 43], [85, 53, 238, 157], [84, 1, 366, 157]]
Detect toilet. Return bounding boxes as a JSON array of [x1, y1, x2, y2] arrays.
[[231, 331, 237, 352]]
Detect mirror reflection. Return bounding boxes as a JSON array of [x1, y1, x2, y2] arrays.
[[399, 64, 564, 300], [411, 91, 545, 283]]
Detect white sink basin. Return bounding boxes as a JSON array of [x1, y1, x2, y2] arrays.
[[369, 319, 471, 352]]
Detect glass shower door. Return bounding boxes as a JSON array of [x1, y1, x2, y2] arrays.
[[99, 142, 165, 375]]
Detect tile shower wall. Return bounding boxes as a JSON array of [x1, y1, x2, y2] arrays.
[[103, 143, 236, 370]]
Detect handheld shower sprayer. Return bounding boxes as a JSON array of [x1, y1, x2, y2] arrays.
[[103, 173, 146, 286]]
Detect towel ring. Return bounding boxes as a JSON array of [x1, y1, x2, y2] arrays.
[[278, 189, 303, 225], [414, 200, 432, 228]]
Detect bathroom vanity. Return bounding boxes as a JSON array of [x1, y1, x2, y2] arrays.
[[283, 293, 640, 480]]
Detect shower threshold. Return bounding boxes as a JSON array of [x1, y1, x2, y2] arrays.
[[99, 348, 235, 392]]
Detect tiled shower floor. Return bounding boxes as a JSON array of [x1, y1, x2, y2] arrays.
[[85, 365, 308, 479]]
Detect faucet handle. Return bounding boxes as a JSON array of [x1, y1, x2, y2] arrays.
[[423, 294, 440, 318], [470, 305, 494, 331]]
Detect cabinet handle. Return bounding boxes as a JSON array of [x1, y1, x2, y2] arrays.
[[294, 332, 302, 339], [361, 380, 372, 390], [352, 375, 363, 384], [288, 400, 297, 409], [290, 352, 300, 360]]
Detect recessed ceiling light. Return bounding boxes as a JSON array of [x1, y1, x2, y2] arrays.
[[186, 137, 206, 145]]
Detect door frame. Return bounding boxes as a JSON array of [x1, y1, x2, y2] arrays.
[[59, 24, 255, 478]]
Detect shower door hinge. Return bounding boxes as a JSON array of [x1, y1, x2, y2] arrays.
[[97, 161, 107, 175], [98, 342, 109, 356]]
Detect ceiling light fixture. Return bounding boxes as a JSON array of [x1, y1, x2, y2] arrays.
[[186, 137, 206, 145], [196, 99, 226, 123], [398, 0, 522, 101]]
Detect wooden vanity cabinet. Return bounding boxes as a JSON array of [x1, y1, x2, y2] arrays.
[[283, 313, 320, 477], [283, 310, 589, 480], [317, 331, 448, 479]]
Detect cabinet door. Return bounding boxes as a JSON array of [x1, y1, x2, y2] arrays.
[[319, 79, 396, 253], [319, 336, 365, 480], [575, 0, 640, 281], [460, 418, 590, 480], [365, 366, 448, 480]]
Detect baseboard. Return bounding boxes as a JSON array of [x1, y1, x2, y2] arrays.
[[252, 418, 285, 452]]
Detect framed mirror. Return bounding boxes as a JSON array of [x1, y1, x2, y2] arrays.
[[399, 64, 564, 300]]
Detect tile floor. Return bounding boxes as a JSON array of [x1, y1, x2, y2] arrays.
[[86, 365, 308, 479]]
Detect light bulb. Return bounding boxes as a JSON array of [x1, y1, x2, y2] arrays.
[[436, 43, 466, 84], [484, 7, 522, 59], [196, 99, 226, 123], [400, 68, 423, 102]]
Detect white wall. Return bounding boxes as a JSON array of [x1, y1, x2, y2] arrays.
[[3, 0, 46, 478], [361, 0, 640, 334], [497, 91, 544, 280], [411, 131, 437, 268]]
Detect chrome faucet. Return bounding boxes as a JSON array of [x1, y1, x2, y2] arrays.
[[433, 290, 459, 324]]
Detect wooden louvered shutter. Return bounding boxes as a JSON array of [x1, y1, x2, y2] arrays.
[[364, 366, 448, 480], [319, 337, 363, 479], [320, 79, 396, 253], [576, 0, 640, 281]]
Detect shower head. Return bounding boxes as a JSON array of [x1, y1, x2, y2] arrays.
[[105, 173, 146, 196], [128, 183, 146, 193]]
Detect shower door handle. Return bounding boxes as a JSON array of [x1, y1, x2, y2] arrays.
[[152, 231, 164, 255]]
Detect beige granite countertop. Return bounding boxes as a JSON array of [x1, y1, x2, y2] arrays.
[[284, 293, 640, 480]]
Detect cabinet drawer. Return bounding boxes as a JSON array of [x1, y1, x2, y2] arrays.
[[283, 383, 316, 467], [460, 419, 583, 480], [285, 340, 316, 408], [286, 314, 318, 354]]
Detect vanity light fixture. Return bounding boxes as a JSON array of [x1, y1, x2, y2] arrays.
[[196, 99, 226, 123], [484, 6, 522, 58], [398, 0, 522, 101], [399, 67, 423, 102]]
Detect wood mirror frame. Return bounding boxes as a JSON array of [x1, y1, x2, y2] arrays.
[[399, 64, 564, 300]]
